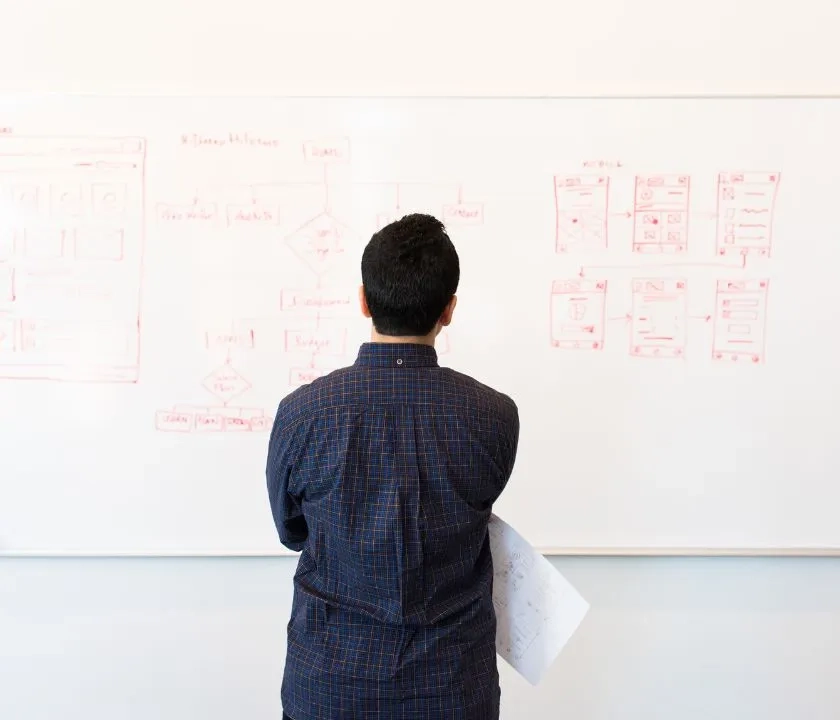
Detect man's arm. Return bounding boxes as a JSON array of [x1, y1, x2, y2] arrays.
[[500, 397, 520, 483], [489, 394, 520, 503], [266, 409, 308, 552]]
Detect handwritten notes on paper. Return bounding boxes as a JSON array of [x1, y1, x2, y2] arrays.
[[489, 515, 590, 685]]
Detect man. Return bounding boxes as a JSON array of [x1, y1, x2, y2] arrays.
[[266, 213, 520, 719]]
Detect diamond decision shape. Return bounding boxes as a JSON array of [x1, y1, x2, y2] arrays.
[[202, 365, 251, 404], [285, 212, 355, 276]]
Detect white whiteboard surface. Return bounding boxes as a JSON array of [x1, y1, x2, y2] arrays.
[[3, 0, 840, 98], [0, 95, 838, 556]]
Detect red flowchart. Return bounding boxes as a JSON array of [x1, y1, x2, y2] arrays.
[[155, 322, 272, 433], [152, 137, 461, 431]]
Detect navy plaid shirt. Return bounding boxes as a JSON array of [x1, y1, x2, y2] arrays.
[[267, 342, 519, 720]]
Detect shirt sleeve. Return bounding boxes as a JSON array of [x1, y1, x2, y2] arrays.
[[494, 396, 520, 501], [266, 408, 308, 552], [502, 399, 520, 479]]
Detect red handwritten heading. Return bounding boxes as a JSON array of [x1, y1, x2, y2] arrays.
[[157, 202, 217, 222], [442, 203, 484, 226], [226, 203, 280, 227], [285, 329, 346, 355], [204, 328, 256, 350], [281, 288, 352, 312], [180, 132, 281, 149], [582, 160, 623, 169], [303, 138, 350, 164]]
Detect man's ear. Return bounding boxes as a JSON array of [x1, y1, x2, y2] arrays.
[[439, 295, 457, 327], [358, 285, 372, 318]]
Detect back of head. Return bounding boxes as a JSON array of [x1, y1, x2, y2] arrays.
[[361, 213, 460, 336]]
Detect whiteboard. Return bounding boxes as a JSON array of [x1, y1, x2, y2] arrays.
[[0, 95, 838, 556]]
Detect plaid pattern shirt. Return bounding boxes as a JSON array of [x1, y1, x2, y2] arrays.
[[267, 342, 520, 720]]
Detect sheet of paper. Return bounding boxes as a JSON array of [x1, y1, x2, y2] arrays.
[[489, 514, 590, 685]]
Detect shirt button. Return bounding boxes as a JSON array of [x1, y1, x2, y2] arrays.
[[396, 359, 403, 365]]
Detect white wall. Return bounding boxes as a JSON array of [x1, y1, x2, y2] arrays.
[[2, 556, 840, 719], [2, 1, 840, 718], [1, 0, 840, 97]]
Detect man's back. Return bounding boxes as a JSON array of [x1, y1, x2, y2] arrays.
[[267, 342, 519, 719]]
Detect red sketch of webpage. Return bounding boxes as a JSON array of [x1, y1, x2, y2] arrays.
[[550, 279, 607, 350], [715, 172, 779, 258], [629, 278, 687, 358], [633, 174, 690, 253], [0, 137, 146, 382], [554, 175, 609, 253], [712, 279, 769, 363]]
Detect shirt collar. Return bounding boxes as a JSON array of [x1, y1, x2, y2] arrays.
[[355, 342, 439, 368]]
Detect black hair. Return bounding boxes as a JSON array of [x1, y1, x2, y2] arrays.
[[361, 213, 460, 336]]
